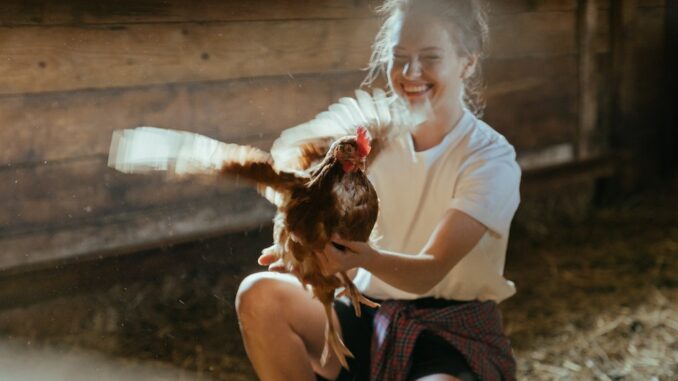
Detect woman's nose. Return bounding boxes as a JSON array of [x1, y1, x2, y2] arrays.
[[402, 58, 422, 79]]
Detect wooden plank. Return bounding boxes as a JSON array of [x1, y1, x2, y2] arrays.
[[483, 55, 578, 151], [594, 52, 614, 153], [577, 0, 600, 159], [0, 0, 662, 27], [0, 226, 269, 309], [0, 0, 376, 26], [0, 71, 366, 165], [0, 190, 275, 272], [610, 0, 638, 151], [487, 0, 577, 14], [0, 150, 265, 234], [2, 0, 652, 26], [0, 18, 380, 95], [489, 12, 577, 58], [0, 11, 584, 95]]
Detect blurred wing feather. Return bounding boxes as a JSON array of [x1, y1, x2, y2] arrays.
[[271, 89, 410, 172], [108, 127, 305, 206]]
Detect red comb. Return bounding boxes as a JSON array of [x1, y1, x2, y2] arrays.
[[356, 126, 371, 157]]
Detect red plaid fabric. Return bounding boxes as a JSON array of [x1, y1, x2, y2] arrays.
[[370, 300, 516, 381]]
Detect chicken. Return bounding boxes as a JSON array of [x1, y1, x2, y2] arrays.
[[108, 89, 424, 368], [247, 127, 381, 367]]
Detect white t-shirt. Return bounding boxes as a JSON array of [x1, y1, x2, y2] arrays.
[[352, 108, 521, 303]]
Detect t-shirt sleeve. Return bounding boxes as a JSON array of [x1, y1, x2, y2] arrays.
[[449, 149, 521, 238]]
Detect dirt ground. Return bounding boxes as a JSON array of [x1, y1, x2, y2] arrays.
[[0, 179, 676, 380]]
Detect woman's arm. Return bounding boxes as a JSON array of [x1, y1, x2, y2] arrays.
[[322, 208, 487, 295]]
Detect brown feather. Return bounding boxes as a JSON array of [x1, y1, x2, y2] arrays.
[[217, 144, 307, 193], [296, 138, 334, 171]]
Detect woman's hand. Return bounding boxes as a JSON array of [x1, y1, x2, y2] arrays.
[[319, 234, 378, 276], [257, 251, 286, 272], [258, 235, 378, 276]]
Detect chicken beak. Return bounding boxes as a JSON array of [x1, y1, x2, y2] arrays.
[[356, 158, 366, 171]]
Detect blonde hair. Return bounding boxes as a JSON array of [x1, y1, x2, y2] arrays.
[[362, 0, 489, 117]]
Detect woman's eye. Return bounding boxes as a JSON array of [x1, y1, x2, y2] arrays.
[[423, 56, 440, 61]]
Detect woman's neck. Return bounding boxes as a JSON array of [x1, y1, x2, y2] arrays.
[[410, 101, 464, 152]]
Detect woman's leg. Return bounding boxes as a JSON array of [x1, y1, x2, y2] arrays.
[[235, 271, 343, 381], [414, 375, 461, 381]]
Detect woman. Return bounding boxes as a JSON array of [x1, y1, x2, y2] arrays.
[[236, 1, 520, 380]]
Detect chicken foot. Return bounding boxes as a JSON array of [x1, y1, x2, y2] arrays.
[[337, 272, 380, 317], [320, 300, 354, 369]]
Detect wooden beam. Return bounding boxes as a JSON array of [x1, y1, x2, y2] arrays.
[[0, 189, 274, 273], [0, 18, 380, 95], [610, 0, 638, 150], [0, 0, 375, 26], [577, 0, 600, 159]]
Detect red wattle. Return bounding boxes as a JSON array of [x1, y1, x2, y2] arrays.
[[342, 161, 356, 172]]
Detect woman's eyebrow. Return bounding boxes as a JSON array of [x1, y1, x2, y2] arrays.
[[393, 46, 443, 52], [420, 47, 443, 52]]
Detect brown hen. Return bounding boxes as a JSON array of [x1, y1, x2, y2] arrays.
[[221, 127, 380, 367]]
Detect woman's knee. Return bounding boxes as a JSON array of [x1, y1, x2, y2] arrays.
[[235, 272, 299, 321]]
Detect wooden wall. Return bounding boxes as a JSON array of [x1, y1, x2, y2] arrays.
[[0, 0, 667, 272]]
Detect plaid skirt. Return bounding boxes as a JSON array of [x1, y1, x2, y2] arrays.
[[369, 299, 516, 381]]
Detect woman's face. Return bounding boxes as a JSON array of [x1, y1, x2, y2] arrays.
[[387, 12, 474, 113]]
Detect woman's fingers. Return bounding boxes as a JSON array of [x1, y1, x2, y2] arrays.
[[258, 252, 288, 273], [257, 251, 277, 266], [267, 258, 287, 273]]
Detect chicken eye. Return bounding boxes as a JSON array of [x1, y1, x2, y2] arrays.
[[344, 145, 354, 153]]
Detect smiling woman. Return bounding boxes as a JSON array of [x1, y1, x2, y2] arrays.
[[236, 1, 520, 381], [365, 0, 488, 118]]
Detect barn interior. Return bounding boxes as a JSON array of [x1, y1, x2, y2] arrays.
[[0, 0, 675, 380]]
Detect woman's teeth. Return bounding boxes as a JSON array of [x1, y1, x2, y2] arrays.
[[403, 84, 429, 93]]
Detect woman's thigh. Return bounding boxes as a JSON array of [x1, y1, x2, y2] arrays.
[[413, 375, 461, 381], [236, 271, 343, 379]]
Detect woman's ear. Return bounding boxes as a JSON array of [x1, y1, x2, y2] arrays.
[[461, 54, 478, 79]]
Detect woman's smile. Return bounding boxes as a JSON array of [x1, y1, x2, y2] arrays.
[[401, 83, 433, 99]]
